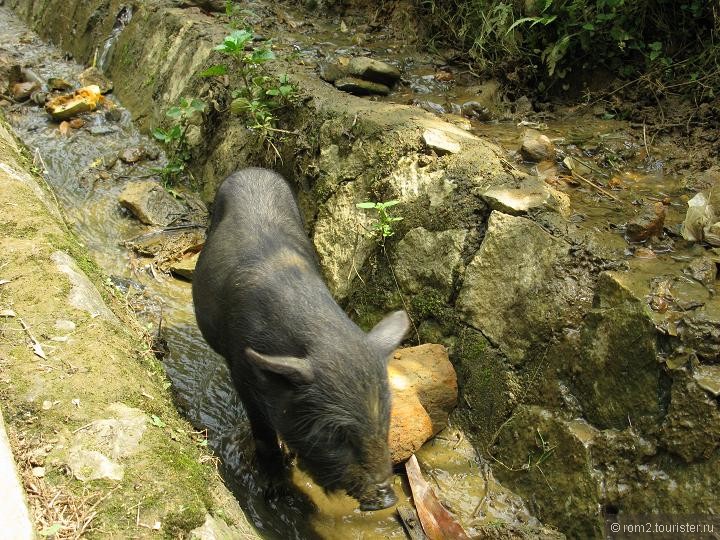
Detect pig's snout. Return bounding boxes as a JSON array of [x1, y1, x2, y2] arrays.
[[358, 481, 397, 511]]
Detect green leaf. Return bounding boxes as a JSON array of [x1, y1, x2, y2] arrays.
[[582, 23, 595, 31], [189, 98, 207, 113], [152, 128, 168, 141], [150, 414, 166, 428], [356, 202, 378, 209], [279, 85, 294, 96], [199, 64, 228, 77], [230, 97, 251, 115], [381, 199, 400, 207], [250, 48, 275, 64], [166, 106, 182, 120], [265, 88, 280, 96]]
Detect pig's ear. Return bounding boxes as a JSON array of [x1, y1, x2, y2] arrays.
[[367, 311, 410, 358], [245, 348, 315, 385]]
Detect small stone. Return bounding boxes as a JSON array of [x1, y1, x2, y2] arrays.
[[685, 256, 717, 287], [89, 125, 119, 136], [625, 201, 666, 243], [422, 128, 460, 155], [11, 81, 39, 101], [42, 400, 53, 410], [414, 100, 446, 115], [317, 61, 345, 83], [346, 57, 401, 87], [104, 108, 123, 122], [69, 118, 85, 129], [389, 389, 433, 464], [694, 364, 720, 397], [30, 91, 47, 105], [118, 180, 185, 226], [47, 77, 73, 91], [481, 178, 569, 216], [169, 252, 200, 281], [119, 146, 146, 164], [67, 448, 124, 481], [389, 344, 458, 434], [520, 128, 555, 162], [31, 466, 46, 478], [334, 76, 390, 96], [78, 66, 113, 94], [461, 101, 491, 120]]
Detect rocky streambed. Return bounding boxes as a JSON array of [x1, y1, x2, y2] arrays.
[[2, 0, 720, 538]]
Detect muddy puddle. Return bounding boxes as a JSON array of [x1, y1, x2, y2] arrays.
[[4, 2, 717, 538]]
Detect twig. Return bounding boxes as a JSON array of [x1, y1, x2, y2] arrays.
[[643, 123, 651, 160], [571, 171, 621, 202], [18, 317, 46, 359]]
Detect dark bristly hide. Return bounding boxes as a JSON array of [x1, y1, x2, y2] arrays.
[[192, 168, 409, 511]]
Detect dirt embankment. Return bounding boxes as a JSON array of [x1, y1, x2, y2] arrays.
[[0, 113, 257, 537]]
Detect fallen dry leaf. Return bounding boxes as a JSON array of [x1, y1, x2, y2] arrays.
[[405, 454, 470, 540]]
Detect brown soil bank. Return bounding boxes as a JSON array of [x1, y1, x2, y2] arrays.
[[0, 114, 257, 537], [7, 0, 720, 537]]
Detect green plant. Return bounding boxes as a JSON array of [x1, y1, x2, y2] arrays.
[[420, 0, 719, 99], [356, 200, 404, 243], [152, 98, 206, 186], [200, 28, 297, 153]]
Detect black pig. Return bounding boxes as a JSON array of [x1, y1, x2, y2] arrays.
[[192, 168, 409, 511]]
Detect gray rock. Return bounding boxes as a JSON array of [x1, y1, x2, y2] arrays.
[[456, 212, 575, 364], [118, 180, 185, 226], [51, 251, 119, 322], [422, 128, 460, 155], [318, 61, 345, 83], [65, 403, 149, 482], [480, 177, 570, 216], [346, 57, 401, 87], [561, 272, 661, 430], [170, 252, 200, 281], [394, 227, 466, 298], [312, 182, 375, 299], [67, 448, 124, 481], [334, 76, 390, 96], [520, 128, 555, 162], [190, 514, 245, 540], [78, 66, 113, 94]]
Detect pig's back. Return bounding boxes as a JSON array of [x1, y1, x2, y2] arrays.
[[193, 168, 326, 358]]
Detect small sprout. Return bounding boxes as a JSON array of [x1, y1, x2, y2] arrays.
[[356, 200, 404, 243], [150, 414, 166, 428]]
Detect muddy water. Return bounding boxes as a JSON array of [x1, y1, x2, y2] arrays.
[[1, 6, 539, 539]]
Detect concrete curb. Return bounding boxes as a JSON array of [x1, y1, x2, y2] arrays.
[[0, 406, 34, 540]]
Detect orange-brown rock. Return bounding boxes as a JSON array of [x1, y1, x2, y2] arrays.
[[389, 390, 433, 464], [388, 343, 458, 463]]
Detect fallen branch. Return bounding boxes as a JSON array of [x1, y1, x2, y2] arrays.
[[571, 171, 621, 202]]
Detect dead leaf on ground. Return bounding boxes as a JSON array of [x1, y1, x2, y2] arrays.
[[405, 454, 470, 540]]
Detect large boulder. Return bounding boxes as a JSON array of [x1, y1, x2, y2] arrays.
[[456, 211, 588, 365], [394, 227, 466, 300]]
